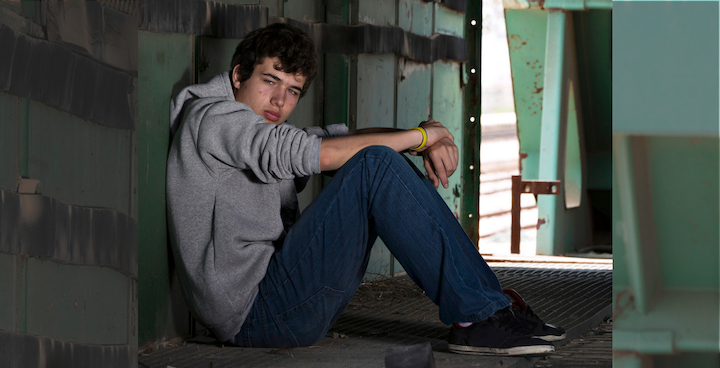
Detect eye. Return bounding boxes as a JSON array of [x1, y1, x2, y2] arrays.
[[265, 79, 274, 85], [289, 89, 298, 96]]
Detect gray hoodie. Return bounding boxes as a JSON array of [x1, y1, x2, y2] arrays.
[[167, 72, 348, 342]]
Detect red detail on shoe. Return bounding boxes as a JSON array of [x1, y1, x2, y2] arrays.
[[503, 288, 527, 310]]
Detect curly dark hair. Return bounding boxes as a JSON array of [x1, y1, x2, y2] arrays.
[[230, 23, 318, 98]]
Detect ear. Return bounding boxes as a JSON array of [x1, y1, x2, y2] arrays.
[[231, 65, 243, 90]]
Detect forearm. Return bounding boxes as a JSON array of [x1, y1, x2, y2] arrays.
[[320, 129, 423, 171], [349, 127, 403, 135]]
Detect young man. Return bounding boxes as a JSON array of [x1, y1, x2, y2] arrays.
[[167, 23, 564, 356]]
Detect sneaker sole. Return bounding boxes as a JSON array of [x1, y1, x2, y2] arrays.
[[537, 333, 566, 342], [448, 343, 555, 356]]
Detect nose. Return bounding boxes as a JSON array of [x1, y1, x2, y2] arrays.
[[271, 88, 285, 108]]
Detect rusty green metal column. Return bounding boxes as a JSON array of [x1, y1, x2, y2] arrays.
[[535, 9, 590, 255], [535, 10, 569, 254], [462, 0, 481, 247]]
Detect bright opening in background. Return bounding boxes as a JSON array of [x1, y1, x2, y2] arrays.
[[478, 0, 538, 256]]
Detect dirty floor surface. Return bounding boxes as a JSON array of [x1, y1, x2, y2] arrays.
[[139, 262, 612, 368]]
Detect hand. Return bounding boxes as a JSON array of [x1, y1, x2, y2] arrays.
[[415, 119, 454, 149], [408, 119, 458, 188], [418, 137, 459, 188]]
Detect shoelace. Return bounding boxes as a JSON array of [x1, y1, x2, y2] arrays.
[[493, 308, 534, 335], [514, 303, 543, 324]]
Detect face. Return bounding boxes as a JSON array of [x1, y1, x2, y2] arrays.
[[232, 57, 306, 125]]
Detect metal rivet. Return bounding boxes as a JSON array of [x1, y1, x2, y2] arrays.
[[468, 213, 473, 218], [470, 68, 476, 74], [470, 116, 476, 123], [469, 165, 474, 171], [471, 19, 477, 26]]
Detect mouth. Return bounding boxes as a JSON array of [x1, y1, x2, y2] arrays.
[[263, 110, 280, 122]]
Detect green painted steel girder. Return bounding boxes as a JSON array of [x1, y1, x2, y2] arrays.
[[535, 10, 590, 255], [613, 135, 653, 315], [461, 0, 481, 247], [137, 31, 193, 346], [535, 11, 567, 255], [507, 6, 612, 255], [504, 0, 611, 10], [545, 0, 611, 10]]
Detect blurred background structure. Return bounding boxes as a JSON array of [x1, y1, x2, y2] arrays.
[[478, 0, 534, 255], [612, 2, 719, 366], [478, 0, 612, 258], [0, 1, 138, 367]]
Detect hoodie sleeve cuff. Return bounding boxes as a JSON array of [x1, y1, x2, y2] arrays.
[[308, 136, 323, 174], [303, 124, 349, 138]]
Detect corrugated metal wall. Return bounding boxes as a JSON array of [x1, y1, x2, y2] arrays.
[[0, 1, 137, 367], [137, 0, 472, 349]]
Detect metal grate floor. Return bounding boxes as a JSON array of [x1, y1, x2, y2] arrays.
[[139, 263, 612, 368], [535, 319, 612, 368]]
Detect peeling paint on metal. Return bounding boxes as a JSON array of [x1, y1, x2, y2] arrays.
[[503, 0, 530, 9], [613, 289, 636, 321], [452, 183, 461, 198], [399, 58, 431, 75], [532, 81, 543, 94], [536, 217, 547, 229], [508, 34, 526, 51], [503, 0, 545, 9]]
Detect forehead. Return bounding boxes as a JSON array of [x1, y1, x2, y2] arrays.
[[255, 57, 306, 85]]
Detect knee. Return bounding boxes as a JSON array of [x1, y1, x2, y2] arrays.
[[357, 146, 409, 170], [359, 146, 402, 162]]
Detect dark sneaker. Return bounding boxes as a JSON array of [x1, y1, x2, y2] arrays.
[[447, 307, 554, 356], [503, 288, 566, 341]]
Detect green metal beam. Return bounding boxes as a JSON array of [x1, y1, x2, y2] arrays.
[[535, 10, 568, 254], [535, 10, 592, 255], [545, 0, 612, 10], [614, 290, 719, 353], [613, 135, 649, 314], [461, 0, 481, 247], [137, 30, 193, 346], [504, 0, 611, 10], [611, 355, 649, 368]]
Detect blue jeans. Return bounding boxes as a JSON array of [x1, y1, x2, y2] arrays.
[[232, 146, 510, 348]]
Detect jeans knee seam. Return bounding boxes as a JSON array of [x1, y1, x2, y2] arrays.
[[381, 157, 448, 235]]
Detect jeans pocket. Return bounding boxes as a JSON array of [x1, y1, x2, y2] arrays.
[[275, 286, 345, 347]]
